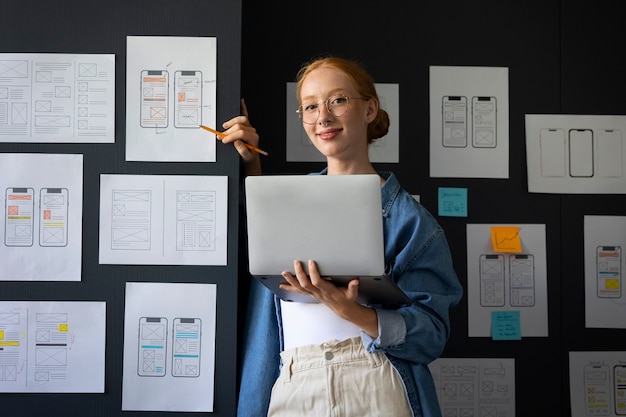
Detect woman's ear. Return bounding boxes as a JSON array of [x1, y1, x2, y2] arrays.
[[365, 98, 378, 123]]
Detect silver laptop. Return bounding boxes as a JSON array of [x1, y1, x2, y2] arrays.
[[245, 174, 410, 305]]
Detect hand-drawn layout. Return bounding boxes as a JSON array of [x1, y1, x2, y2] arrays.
[[569, 352, 626, 417], [429, 358, 516, 417], [467, 224, 548, 337], [583, 216, 626, 329], [140, 70, 169, 128], [0, 301, 105, 393], [123, 282, 216, 412], [174, 70, 203, 128], [0, 153, 83, 281], [111, 190, 151, 251], [39, 187, 69, 247], [526, 115, 626, 193], [138, 317, 167, 377], [126, 36, 217, 162], [4, 187, 35, 247], [479, 253, 535, 308], [472, 96, 497, 148], [172, 317, 201, 377], [442, 95, 468, 148], [4, 187, 69, 248], [99, 174, 228, 266], [0, 53, 115, 143], [597, 246, 622, 299], [176, 190, 216, 251]]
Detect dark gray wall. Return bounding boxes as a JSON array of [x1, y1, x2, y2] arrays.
[[240, 1, 626, 416], [0, 1, 242, 416]]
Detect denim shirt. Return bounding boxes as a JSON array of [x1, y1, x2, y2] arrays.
[[237, 170, 463, 417]]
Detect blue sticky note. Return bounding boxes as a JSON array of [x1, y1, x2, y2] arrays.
[[438, 187, 467, 217], [491, 311, 521, 340]]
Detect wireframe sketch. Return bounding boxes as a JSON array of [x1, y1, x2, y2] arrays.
[[509, 254, 535, 307], [174, 70, 202, 128], [472, 96, 497, 148], [0, 311, 26, 383], [172, 318, 201, 377], [479, 254, 505, 307], [597, 246, 621, 299], [615, 364, 626, 415], [111, 190, 151, 250], [34, 312, 70, 382], [569, 128, 594, 177], [539, 128, 567, 177], [140, 70, 169, 128], [4, 187, 34, 247], [584, 363, 611, 415], [138, 317, 167, 377], [597, 129, 623, 178], [39, 188, 68, 247], [176, 190, 216, 251], [442, 95, 467, 148], [432, 359, 515, 417]]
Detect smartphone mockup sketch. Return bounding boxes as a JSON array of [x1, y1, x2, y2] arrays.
[[479, 254, 505, 307], [138, 317, 167, 377], [174, 70, 203, 128], [140, 70, 169, 128], [442, 96, 467, 148], [569, 128, 594, 177], [509, 254, 535, 307], [540, 128, 567, 177], [172, 317, 201, 377], [597, 129, 623, 178], [615, 364, 626, 415], [5, 187, 35, 247], [584, 364, 611, 416], [39, 188, 68, 247], [472, 96, 497, 148], [596, 246, 621, 298]]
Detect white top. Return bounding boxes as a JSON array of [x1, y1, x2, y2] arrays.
[[280, 300, 361, 350]]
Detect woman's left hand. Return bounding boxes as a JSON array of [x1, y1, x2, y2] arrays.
[[280, 259, 360, 305]]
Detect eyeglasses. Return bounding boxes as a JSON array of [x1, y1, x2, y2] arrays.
[[296, 95, 367, 125]]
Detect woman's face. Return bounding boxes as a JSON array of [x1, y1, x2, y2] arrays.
[[298, 67, 376, 160]]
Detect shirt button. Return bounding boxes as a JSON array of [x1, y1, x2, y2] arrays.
[[324, 352, 334, 360]]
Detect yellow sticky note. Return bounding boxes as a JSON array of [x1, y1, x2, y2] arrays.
[[491, 226, 521, 253], [58, 323, 69, 332]]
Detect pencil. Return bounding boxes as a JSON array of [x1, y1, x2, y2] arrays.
[[200, 125, 269, 156]]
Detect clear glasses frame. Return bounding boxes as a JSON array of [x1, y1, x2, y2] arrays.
[[296, 94, 367, 124]]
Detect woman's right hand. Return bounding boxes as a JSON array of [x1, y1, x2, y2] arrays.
[[220, 99, 261, 175]]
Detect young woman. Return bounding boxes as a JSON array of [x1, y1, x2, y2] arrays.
[[220, 56, 463, 417]]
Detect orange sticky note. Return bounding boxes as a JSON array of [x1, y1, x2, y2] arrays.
[[491, 226, 521, 252]]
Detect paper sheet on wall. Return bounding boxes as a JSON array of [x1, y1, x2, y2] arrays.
[[569, 351, 626, 417], [0, 301, 106, 393], [98, 174, 228, 265], [0, 53, 115, 143], [126, 36, 217, 162], [429, 66, 509, 179], [525, 114, 626, 193], [0, 153, 83, 281], [466, 223, 548, 337], [583, 215, 626, 329], [122, 282, 217, 412], [429, 357, 516, 416]]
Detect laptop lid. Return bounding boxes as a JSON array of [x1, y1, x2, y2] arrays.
[[245, 174, 409, 305]]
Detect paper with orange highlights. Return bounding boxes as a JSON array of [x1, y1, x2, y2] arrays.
[[490, 226, 522, 253]]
